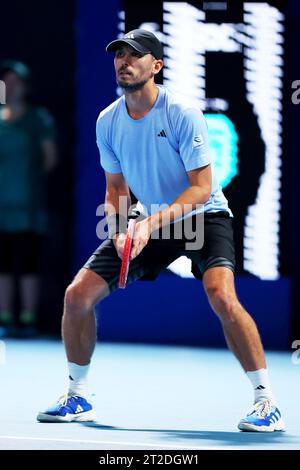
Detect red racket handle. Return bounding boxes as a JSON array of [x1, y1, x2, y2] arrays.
[[119, 219, 136, 289]]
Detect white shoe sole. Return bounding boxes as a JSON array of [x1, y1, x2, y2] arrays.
[[238, 418, 285, 432], [37, 409, 96, 423]]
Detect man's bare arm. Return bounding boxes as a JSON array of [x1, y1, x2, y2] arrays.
[[105, 172, 132, 258], [148, 164, 212, 231], [104, 171, 131, 219]]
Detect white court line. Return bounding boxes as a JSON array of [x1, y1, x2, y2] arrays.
[[0, 435, 237, 450]]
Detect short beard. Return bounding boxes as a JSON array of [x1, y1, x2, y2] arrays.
[[117, 78, 148, 93]]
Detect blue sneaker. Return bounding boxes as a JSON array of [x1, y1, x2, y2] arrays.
[[238, 399, 285, 432], [37, 394, 96, 423]]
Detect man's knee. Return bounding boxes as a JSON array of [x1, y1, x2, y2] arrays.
[[206, 285, 238, 323], [64, 275, 107, 314], [64, 283, 92, 313]]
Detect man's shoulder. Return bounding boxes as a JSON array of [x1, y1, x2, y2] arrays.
[[97, 96, 123, 126]]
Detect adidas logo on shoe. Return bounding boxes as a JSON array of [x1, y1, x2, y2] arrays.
[[238, 399, 285, 432], [75, 404, 84, 413], [37, 394, 96, 423]]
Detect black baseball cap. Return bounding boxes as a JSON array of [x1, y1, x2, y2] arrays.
[[106, 29, 163, 60]]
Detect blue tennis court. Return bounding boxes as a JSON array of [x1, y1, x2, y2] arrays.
[[0, 340, 299, 450]]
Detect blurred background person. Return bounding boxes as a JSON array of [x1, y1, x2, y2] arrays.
[[0, 60, 57, 337]]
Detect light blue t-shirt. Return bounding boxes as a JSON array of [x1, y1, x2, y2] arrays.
[[96, 85, 231, 219]]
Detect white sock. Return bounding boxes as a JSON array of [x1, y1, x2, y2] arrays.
[[246, 368, 275, 404], [68, 362, 90, 398]]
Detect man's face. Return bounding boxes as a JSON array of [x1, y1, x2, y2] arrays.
[[114, 45, 157, 92]]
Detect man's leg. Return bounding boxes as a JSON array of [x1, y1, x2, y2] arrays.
[[202, 266, 265, 371], [62, 268, 109, 365], [202, 266, 285, 431], [37, 267, 109, 422]]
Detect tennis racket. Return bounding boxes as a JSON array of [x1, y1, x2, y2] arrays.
[[118, 218, 137, 289]]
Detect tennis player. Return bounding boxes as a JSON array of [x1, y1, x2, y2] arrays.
[[37, 30, 284, 432]]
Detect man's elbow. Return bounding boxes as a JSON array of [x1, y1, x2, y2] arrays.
[[198, 184, 211, 204], [106, 187, 130, 201]]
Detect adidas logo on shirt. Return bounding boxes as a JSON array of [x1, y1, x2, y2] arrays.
[[157, 129, 167, 137]]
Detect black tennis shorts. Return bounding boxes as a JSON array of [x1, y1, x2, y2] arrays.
[[83, 211, 235, 293]]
